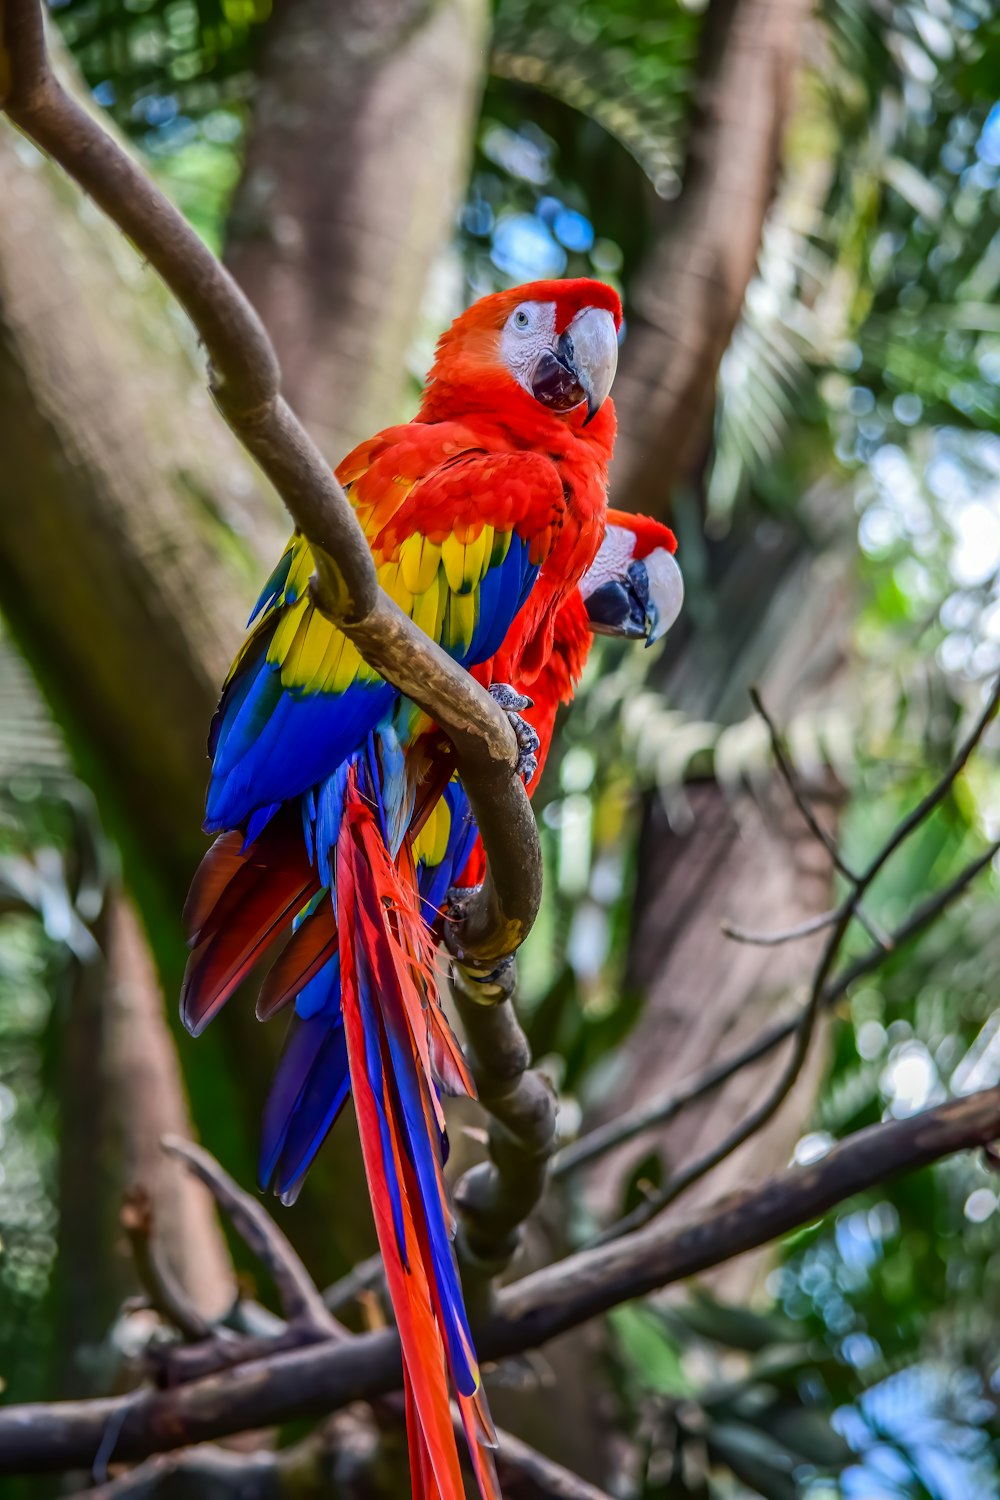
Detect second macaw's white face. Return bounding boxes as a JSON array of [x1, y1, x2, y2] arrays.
[[581, 523, 685, 645], [499, 300, 619, 422]]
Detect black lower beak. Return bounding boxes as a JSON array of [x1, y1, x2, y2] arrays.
[[530, 339, 586, 413], [585, 560, 650, 638]]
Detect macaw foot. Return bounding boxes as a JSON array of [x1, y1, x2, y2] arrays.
[[488, 683, 540, 783]]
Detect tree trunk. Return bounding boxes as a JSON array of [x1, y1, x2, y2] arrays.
[[611, 0, 811, 517], [225, 0, 489, 464], [0, 122, 284, 907], [56, 890, 236, 1397]]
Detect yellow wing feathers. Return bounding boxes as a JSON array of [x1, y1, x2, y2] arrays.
[[259, 518, 511, 696], [412, 794, 452, 870]]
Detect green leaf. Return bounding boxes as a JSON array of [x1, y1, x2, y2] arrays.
[[620, 1150, 664, 1219], [608, 1305, 689, 1397]]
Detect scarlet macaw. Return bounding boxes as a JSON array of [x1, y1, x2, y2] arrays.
[[181, 279, 678, 1500]]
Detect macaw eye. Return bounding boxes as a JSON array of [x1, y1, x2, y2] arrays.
[[513, 308, 531, 330]]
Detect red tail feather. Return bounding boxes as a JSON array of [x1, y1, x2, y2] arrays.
[[255, 903, 338, 1020], [337, 770, 496, 1500], [181, 814, 320, 1035]]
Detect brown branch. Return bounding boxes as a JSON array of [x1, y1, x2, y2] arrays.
[[3, 1089, 1000, 1474], [323, 1250, 385, 1313], [0, 0, 539, 968], [856, 674, 1000, 887], [450, 960, 558, 1311], [74, 1415, 614, 1500], [592, 890, 849, 1243], [750, 687, 856, 881], [720, 907, 842, 946], [120, 1189, 212, 1344], [590, 679, 1000, 1239], [160, 1137, 337, 1337], [556, 837, 1000, 1179]]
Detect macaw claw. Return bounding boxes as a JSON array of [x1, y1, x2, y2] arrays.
[[489, 682, 540, 782]]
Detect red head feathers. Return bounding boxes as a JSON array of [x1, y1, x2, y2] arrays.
[[420, 278, 622, 432]]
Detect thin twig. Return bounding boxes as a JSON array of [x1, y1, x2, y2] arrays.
[[551, 840, 997, 1177], [591, 897, 850, 1244], [750, 686, 855, 880], [591, 681, 1000, 1241], [120, 1188, 212, 1343], [721, 907, 842, 946], [323, 1250, 385, 1313], [161, 1137, 338, 1335], [751, 687, 891, 950], [4, 1088, 1000, 1474], [857, 675, 1000, 887], [0, 0, 539, 969]]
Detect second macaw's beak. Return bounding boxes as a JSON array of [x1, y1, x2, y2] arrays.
[[530, 306, 619, 422], [585, 549, 685, 646]]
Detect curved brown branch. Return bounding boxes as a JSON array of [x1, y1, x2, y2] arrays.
[[2, 1087, 999, 1474], [74, 1417, 614, 1500], [555, 836, 1000, 1179], [120, 1189, 213, 1343], [0, 0, 540, 967], [451, 961, 558, 1309], [160, 1137, 338, 1337]]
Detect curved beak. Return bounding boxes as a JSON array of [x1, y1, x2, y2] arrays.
[[530, 306, 619, 421], [584, 549, 684, 645], [641, 548, 684, 646]]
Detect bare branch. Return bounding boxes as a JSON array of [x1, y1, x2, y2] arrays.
[[161, 1137, 337, 1336], [75, 1415, 614, 1500], [721, 907, 843, 946], [450, 960, 558, 1309], [557, 838, 999, 1179], [324, 1250, 385, 1314], [592, 680, 1000, 1239], [856, 674, 1000, 887], [750, 687, 855, 881], [120, 1189, 212, 1343], [3, 1089, 1000, 1474], [593, 895, 849, 1242], [490, 1423, 615, 1500], [0, 0, 539, 968]]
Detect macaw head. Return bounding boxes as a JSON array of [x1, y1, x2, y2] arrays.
[[581, 511, 683, 646], [421, 278, 622, 429]]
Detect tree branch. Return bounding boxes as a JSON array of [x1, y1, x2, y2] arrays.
[[450, 960, 558, 1310], [591, 676, 1000, 1240], [3, 1089, 999, 1474], [120, 1189, 213, 1344], [160, 1137, 338, 1337], [74, 1416, 615, 1500], [555, 836, 999, 1179], [0, 0, 538, 968]]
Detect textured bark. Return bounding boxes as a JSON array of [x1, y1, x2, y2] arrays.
[[56, 892, 236, 1396], [611, 0, 811, 515], [225, 0, 489, 465], [0, 121, 284, 900]]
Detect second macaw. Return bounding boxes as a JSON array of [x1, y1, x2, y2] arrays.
[[424, 511, 682, 897]]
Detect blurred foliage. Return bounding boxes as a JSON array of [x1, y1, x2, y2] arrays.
[[0, 661, 112, 1407], [609, 1293, 855, 1498]]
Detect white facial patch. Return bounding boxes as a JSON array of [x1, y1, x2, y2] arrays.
[[579, 523, 635, 600], [500, 300, 558, 396]]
